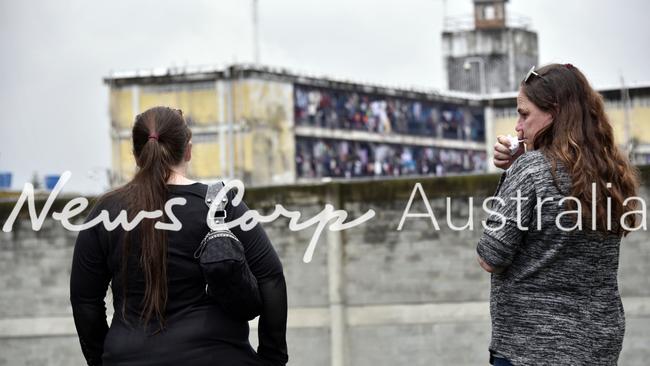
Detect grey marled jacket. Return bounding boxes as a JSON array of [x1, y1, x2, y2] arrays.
[[477, 150, 625, 366]]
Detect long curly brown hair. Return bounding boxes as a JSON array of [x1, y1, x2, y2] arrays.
[[523, 63, 640, 236]]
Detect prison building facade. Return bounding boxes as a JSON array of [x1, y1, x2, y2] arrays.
[[104, 65, 488, 187]]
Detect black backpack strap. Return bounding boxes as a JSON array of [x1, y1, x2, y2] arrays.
[[205, 181, 227, 224]]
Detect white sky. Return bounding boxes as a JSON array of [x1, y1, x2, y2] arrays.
[[1, 0, 648, 194]]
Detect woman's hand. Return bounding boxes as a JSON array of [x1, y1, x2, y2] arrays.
[[477, 255, 504, 274], [493, 135, 524, 170]]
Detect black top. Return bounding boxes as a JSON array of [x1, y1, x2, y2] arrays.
[[70, 183, 288, 366], [477, 151, 625, 365]]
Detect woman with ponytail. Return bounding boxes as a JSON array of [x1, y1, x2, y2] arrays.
[[477, 64, 640, 365], [70, 107, 288, 365]]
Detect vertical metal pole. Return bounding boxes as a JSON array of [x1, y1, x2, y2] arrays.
[[441, 0, 448, 90], [252, 0, 260, 65], [478, 59, 487, 95], [485, 105, 497, 173], [464, 57, 487, 95], [327, 184, 345, 366], [127, 84, 141, 183], [216, 80, 227, 177], [225, 69, 235, 179], [507, 28, 516, 91]]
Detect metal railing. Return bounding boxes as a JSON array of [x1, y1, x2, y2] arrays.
[[443, 13, 532, 32]]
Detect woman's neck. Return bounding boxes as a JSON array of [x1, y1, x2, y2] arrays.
[[166, 168, 196, 185]]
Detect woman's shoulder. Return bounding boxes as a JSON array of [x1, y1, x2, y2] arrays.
[[167, 182, 209, 200], [512, 149, 547, 165], [507, 150, 549, 178], [509, 150, 574, 194], [501, 150, 567, 195]]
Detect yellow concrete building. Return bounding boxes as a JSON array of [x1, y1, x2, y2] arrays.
[[104, 65, 489, 187], [106, 66, 295, 187], [104, 65, 650, 187]]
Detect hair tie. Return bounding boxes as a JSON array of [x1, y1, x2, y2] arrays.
[[148, 133, 159, 141], [565, 63, 574, 70]]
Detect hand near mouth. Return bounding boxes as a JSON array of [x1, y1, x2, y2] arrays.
[[493, 135, 525, 170]]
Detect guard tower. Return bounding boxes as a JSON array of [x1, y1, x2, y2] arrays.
[[474, 0, 507, 29], [442, 0, 539, 94]]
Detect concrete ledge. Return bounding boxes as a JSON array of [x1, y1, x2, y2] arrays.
[[294, 125, 487, 151], [2, 166, 648, 220], [346, 301, 489, 326], [0, 316, 77, 338], [2, 297, 649, 338]]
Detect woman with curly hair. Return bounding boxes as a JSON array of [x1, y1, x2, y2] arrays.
[[477, 64, 640, 365]]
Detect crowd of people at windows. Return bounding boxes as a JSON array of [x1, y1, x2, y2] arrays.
[[295, 137, 487, 179], [294, 86, 485, 142]]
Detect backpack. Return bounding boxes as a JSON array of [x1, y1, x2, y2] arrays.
[[193, 181, 262, 321]]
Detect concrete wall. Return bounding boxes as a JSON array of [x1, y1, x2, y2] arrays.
[[1, 168, 649, 365]]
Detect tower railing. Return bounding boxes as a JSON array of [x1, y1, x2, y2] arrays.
[[443, 13, 532, 32]]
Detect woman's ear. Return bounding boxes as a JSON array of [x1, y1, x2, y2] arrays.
[[543, 109, 554, 127], [550, 103, 560, 122]]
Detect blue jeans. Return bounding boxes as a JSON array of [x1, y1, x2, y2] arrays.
[[493, 357, 513, 366]]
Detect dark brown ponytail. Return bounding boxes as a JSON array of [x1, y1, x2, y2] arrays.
[[96, 106, 192, 331]]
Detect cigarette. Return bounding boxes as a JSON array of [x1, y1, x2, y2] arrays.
[[505, 135, 524, 156]]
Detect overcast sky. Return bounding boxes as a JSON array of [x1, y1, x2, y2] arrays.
[[1, 0, 649, 194]]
